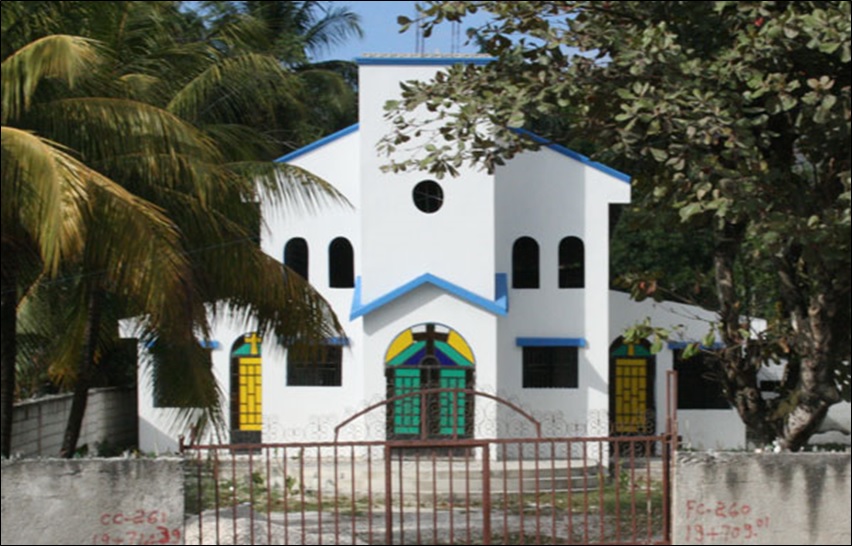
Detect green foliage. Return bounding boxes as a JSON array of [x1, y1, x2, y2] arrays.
[[1, 0, 358, 456], [383, 1, 851, 450]]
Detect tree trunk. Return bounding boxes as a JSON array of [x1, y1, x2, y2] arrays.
[[1, 282, 16, 458], [780, 359, 833, 451], [778, 287, 840, 451], [59, 287, 104, 458], [712, 221, 777, 445]]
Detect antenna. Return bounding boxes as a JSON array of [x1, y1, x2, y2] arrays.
[[415, 10, 425, 54], [451, 21, 461, 54]]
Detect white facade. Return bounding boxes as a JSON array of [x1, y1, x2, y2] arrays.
[[136, 55, 754, 453]]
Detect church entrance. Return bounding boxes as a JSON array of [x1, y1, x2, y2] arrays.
[[384, 323, 475, 440], [609, 338, 656, 452]]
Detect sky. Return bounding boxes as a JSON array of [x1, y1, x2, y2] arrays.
[[314, 1, 491, 62]]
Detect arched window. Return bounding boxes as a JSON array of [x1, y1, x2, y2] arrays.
[[328, 237, 354, 288], [284, 238, 308, 280], [512, 237, 540, 289], [559, 236, 584, 288]]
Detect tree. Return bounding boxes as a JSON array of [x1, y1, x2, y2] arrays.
[[197, 1, 361, 147], [0, 33, 199, 457], [382, 1, 851, 450], [1, 1, 348, 457]]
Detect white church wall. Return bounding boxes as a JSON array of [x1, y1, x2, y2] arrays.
[[608, 290, 748, 449], [264, 126, 367, 443], [357, 61, 496, 304], [493, 146, 630, 437], [269, 127, 361, 316]]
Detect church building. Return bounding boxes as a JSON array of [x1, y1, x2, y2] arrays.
[[135, 55, 751, 454]]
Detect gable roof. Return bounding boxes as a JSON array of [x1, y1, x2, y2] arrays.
[[274, 123, 359, 163], [356, 53, 496, 66], [350, 273, 508, 320], [510, 128, 631, 184], [275, 123, 630, 183]]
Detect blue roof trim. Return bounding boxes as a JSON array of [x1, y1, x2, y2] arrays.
[[510, 128, 631, 184], [275, 124, 359, 163], [326, 337, 350, 347], [516, 337, 588, 348], [494, 273, 508, 313], [350, 273, 509, 320], [667, 341, 725, 350], [356, 56, 496, 66], [146, 339, 221, 350]]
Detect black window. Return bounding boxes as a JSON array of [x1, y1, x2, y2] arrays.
[[151, 341, 212, 408], [559, 236, 585, 288], [413, 180, 443, 213], [674, 350, 730, 409], [522, 347, 578, 388], [284, 238, 308, 280], [512, 237, 540, 289], [287, 346, 342, 386], [328, 237, 354, 288]]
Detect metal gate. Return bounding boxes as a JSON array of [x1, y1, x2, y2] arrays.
[[182, 376, 677, 544]]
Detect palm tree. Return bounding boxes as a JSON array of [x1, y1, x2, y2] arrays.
[[2, 2, 350, 456], [197, 1, 361, 149], [1, 33, 200, 457]]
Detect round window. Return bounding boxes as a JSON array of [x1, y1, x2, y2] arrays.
[[412, 180, 443, 213]]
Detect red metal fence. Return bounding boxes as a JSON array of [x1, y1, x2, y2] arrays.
[[182, 377, 677, 544]]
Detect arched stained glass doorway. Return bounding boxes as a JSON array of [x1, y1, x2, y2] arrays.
[[609, 338, 656, 439], [230, 332, 262, 444], [385, 323, 475, 440]]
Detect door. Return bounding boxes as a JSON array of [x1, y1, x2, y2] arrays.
[[230, 332, 263, 443], [385, 323, 475, 440], [610, 339, 656, 436]]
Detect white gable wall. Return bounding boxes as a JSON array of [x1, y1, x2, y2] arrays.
[[494, 146, 630, 434], [357, 63, 496, 303], [265, 129, 366, 442]]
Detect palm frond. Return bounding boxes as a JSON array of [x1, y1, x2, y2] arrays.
[[82, 178, 204, 333], [167, 53, 302, 125], [117, 73, 164, 102], [2, 126, 88, 274], [30, 97, 224, 205], [207, 248, 344, 349], [146, 334, 225, 440], [228, 161, 350, 216], [200, 124, 280, 161], [1, 34, 102, 123], [33, 96, 221, 158], [300, 4, 363, 57]]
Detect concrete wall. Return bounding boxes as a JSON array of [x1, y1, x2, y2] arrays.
[[0, 458, 183, 546], [11, 387, 137, 457], [675, 452, 851, 545]]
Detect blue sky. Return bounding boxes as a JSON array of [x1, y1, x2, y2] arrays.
[[315, 1, 491, 62]]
